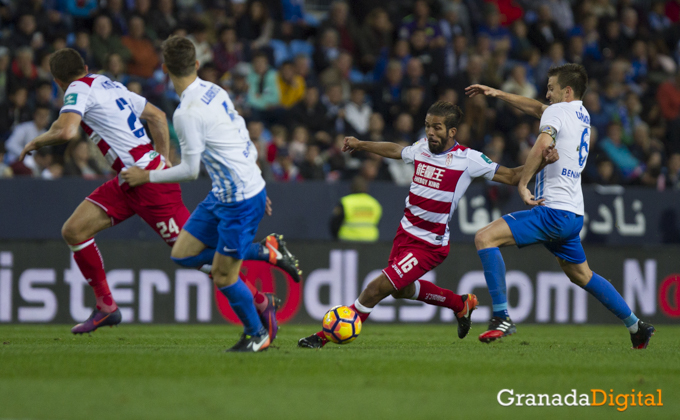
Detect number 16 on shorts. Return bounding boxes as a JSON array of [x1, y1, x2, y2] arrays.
[[396, 253, 419, 274]]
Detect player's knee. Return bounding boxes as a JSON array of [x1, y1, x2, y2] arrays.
[[474, 230, 489, 250], [61, 221, 82, 244], [568, 270, 591, 287]]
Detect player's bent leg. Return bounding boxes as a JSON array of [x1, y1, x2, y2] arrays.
[[474, 217, 516, 250], [212, 253, 270, 352], [559, 258, 655, 349], [63, 201, 123, 334], [170, 229, 212, 265]]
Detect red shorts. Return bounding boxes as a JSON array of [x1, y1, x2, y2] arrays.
[[382, 225, 449, 290], [86, 178, 190, 246]]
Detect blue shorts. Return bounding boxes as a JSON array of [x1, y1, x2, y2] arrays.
[[502, 206, 586, 264], [183, 188, 266, 260]]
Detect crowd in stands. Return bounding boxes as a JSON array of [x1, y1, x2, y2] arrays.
[[1, 0, 680, 190]]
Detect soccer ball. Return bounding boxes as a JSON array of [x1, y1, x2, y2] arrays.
[[322, 305, 362, 344]]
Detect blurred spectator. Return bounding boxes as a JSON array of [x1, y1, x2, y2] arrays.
[[130, 0, 154, 26], [321, 83, 346, 133], [271, 147, 301, 181], [0, 142, 12, 178], [593, 156, 621, 185], [366, 112, 385, 143], [9, 47, 39, 91], [102, 53, 129, 85], [373, 60, 404, 124], [63, 138, 103, 178], [148, 0, 178, 41], [320, 1, 359, 55], [63, 0, 98, 30], [228, 63, 251, 118], [91, 15, 132, 70], [600, 18, 627, 60], [389, 113, 415, 144], [247, 51, 280, 113], [501, 64, 537, 99], [400, 85, 428, 132], [313, 28, 340, 74], [528, 5, 565, 54], [599, 121, 643, 180], [649, 1, 671, 32], [299, 144, 325, 180], [357, 8, 393, 72], [277, 60, 305, 108], [320, 50, 359, 97], [619, 92, 643, 145], [452, 55, 486, 101], [213, 25, 244, 76], [33, 80, 56, 118], [661, 153, 680, 189], [104, 0, 128, 35], [197, 62, 219, 84], [582, 91, 610, 136], [122, 15, 160, 78], [536, 42, 566, 87], [344, 85, 371, 136], [5, 106, 51, 164], [237, 0, 274, 51], [477, 4, 511, 52], [0, 86, 31, 139], [439, 1, 470, 42], [187, 21, 213, 67], [546, 0, 574, 33], [289, 125, 308, 163], [0, 47, 9, 104], [291, 85, 330, 135], [267, 125, 287, 163], [509, 20, 533, 61], [7, 14, 43, 53], [294, 54, 316, 86], [399, 0, 445, 48], [444, 34, 469, 79], [73, 30, 96, 69]]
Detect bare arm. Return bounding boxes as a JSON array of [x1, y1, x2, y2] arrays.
[[517, 133, 554, 205], [492, 145, 559, 186], [465, 84, 548, 119], [140, 102, 171, 167], [19, 112, 81, 161], [342, 136, 404, 159]]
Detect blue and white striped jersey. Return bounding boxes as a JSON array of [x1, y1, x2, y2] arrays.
[[173, 78, 265, 202]]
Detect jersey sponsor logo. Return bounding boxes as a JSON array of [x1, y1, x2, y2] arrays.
[[561, 168, 581, 179], [149, 151, 159, 159], [421, 152, 431, 158], [64, 93, 78, 105], [414, 162, 445, 188], [445, 153, 453, 166], [481, 154, 492, 164]]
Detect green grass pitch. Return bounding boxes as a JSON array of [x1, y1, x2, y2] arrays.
[[0, 324, 678, 420]]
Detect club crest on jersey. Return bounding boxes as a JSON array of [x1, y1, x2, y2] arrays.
[[64, 93, 77, 105], [446, 153, 453, 166]]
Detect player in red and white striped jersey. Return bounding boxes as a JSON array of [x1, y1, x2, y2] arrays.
[[299, 101, 558, 348], [18, 48, 293, 335]]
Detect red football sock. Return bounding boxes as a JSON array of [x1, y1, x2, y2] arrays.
[[415, 280, 464, 312], [349, 303, 371, 323], [242, 278, 268, 314], [70, 238, 117, 313]]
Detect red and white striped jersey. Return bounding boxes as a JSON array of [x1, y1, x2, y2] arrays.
[[400, 139, 499, 246], [60, 74, 164, 180]]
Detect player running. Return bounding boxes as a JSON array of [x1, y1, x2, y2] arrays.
[[19, 48, 300, 338], [466, 63, 655, 349], [121, 36, 294, 352], [298, 101, 559, 348]]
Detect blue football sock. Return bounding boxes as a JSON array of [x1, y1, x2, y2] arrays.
[[583, 272, 637, 327], [219, 279, 264, 336], [478, 247, 509, 319], [242, 243, 269, 261], [171, 248, 215, 268]]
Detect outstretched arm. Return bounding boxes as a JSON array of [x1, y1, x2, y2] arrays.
[[492, 145, 558, 186], [342, 136, 404, 159], [19, 112, 81, 161], [465, 84, 548, 119]]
